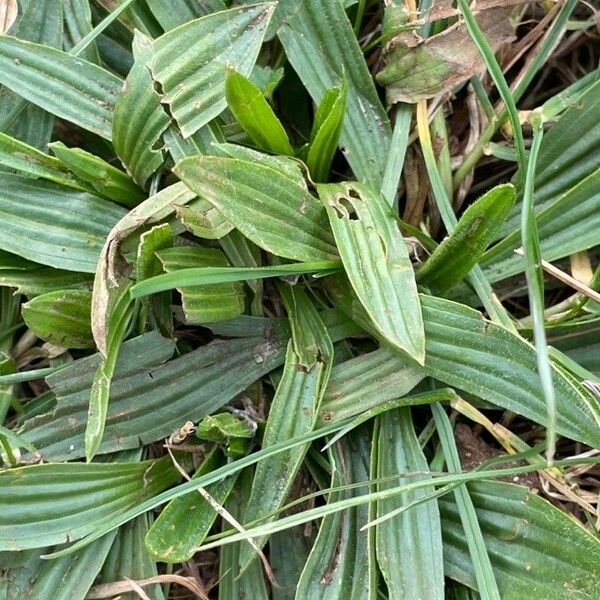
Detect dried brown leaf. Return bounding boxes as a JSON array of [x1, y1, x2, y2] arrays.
[[378, 7, 515, 103]]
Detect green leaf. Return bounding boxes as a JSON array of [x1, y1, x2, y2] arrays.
[[150, 3, 276, 137], [176, 199, 233, 240], [418, 184, 516, 293], [326, 279, 600, 449], [0, 532, 117, 600], [483, 169, 600, 282], [156, 245, 245, 323], [49, 142, 144, 208], [238, 286, 333, 569], [296, 428, 374, 599], [307, 82, 347, 182], [278, 0, 391, 186], [0, 0, 63, 150], [146, 0, 226, 31], [63, 0, 101, 64], [100, 514, 165, 600], [434, 403, 500, 600], [22, 289, 94, 349], [20, 332, 286, 461], [320, 347, 424, 423], [440, 480, 600, 598], [174, 155, 339, 262], [0, 131, 88, 191], [0, 175, 127, 273], [85, 280, 134, 462], [195, 413, 254, 443], [0, 457, 181, 551], [225, 68, 294, 155], [145, 448, 237, 563], [319, 182, 425, 363], [218, 469, 270, 600], [112, 30, 171, 188], [376, 408, 444, 600], [0, 33, 122, 139]]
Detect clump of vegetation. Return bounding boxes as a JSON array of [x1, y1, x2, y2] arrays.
[[0, 0, 599, 598]]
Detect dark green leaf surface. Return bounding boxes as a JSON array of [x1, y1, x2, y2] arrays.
[[278, 0, 391, 186], [0, 457, 181, 551], [151, 3, 275, 137], [175, 156, 339, 262], [418, 184, 516, 293], [22, 289, 94, 349], [0, 175, 126, 273], [0, 34, 122, 139]]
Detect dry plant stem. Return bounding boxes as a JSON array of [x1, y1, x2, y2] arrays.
[[514, 248, 600, 304], [87, 575, 208, 600], [165, 444, 277, 585]]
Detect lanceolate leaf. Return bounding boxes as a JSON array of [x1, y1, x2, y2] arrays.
[[376, 409, 444, 600], [440, 481, 600, 598], [175, 156, 339, 262], [146, 0, 226, 31], [150, 3, 276, 137], [0, 457, 182, 551], [239, 287, 333, 569], [0, 34, 122, 139], [319, 182, 425, 364], [225, 68, 294, 155], [85, 280, 134, 462], [156, 245, 245, 323], [0, 175, 126, 273], [296, 429, 374, 599], [278, 0, 391, 187], [0, 531, 117, 600], [418, 184, 516, 293], [0, 131, 88, 191], [22, 289, 94, 349], [307, 82, 348, 183], [49, 142, 144, 208], [19, 332, 287, 462], [113, 30, 171, 188], [145, 448, 238, 563], [326, 279, 600, 449]]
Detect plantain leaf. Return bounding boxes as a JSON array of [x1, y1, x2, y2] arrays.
[[326, 278, 600, 449], [85, 280, 134, 462], [319, 182, 425, 363], [376, 408, 444, 600], [278, 0, 391, 187], [0, 175, 126, 273], [0, 457, 182, 551], [174, 155, 339, 262], [441, 480, 600, 598], [145, 448, 238, 563], [307, 82, 347, 183], [176, 199, 233, 240], [0, 34, 122, 139], [225, 68, 294, 155], [418, 184, 515, 293], [0, 532, 117, 600], [296, 428, 374, 599], [150, 3, 276, 137], [22, 289, 94, 349], [19, 331, 287, 462], [49, 142, 144, 208], [100, 514, 165, 600], [238, 286, 333, 569], [146, 0, 226, 31], [0, 131, 88, 191], [156, 245, 245, 323], [113, 30, 171, 188]]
